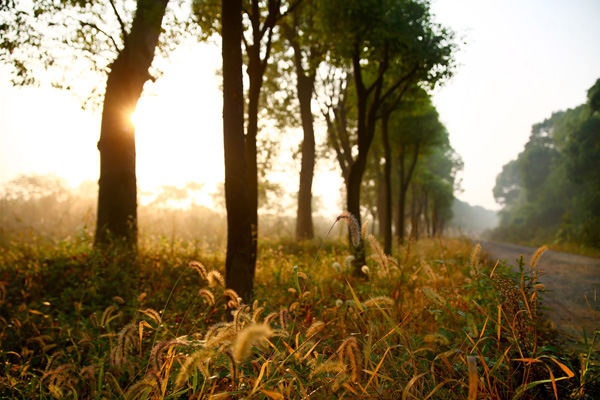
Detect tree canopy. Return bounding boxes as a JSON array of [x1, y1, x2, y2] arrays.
[[492, 78, 600, 248]]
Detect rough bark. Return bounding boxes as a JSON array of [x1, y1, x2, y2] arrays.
[[95, 0, 169, 250], [243, 0, 279, 265], [284, 26, 318, 240], [295, 72, 316, 240], [222, 0, 255, 302]]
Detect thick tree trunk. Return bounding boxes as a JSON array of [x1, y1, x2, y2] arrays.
[[222, 0, 255, 303], [346, 148, 369, 273], [295, 72, 316, 240], [95, 0, 169, 250]]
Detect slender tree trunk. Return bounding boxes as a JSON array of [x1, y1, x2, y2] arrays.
[[396, 141, 420, 245], [295, 73, 316, 240], [245, 56, 260, 265], [347, 52, 384, 274], [381, 112, 393, 254], [397, 153, 406, 244], [223, 0, 254, 302], [95, 0, 169, 250]]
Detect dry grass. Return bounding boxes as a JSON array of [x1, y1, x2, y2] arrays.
[[0, 217, 598, 399]]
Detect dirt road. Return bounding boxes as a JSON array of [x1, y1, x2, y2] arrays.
[[478, 241, 600, 344]]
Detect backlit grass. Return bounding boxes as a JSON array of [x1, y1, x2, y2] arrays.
[[1, 223, 598, 398]]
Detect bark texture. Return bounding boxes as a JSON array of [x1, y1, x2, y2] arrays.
[[95, 0, 169, 250], [222, 0, 255, 302]]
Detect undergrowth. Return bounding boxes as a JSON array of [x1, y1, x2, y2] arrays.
[[0, 217, 598, 399]]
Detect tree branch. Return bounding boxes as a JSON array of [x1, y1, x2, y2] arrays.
[[78, 20, 121, 53], [108, 0, 128, 45]]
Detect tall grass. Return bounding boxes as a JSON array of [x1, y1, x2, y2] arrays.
[[0, 215, 598, 398]]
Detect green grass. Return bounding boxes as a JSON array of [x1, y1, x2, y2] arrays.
[[1, 231, 598, 399]]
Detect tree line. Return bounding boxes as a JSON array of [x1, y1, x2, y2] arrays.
[[492, 79, 600, 249], [1, 0, 461, 301]]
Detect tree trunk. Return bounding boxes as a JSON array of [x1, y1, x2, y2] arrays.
[[245, 55, 260, 266], [295, 72, 316, 240], [223, 0, 254, 302], [381, 112, 393, 254], [95, 0, 169, 250], [396, 141, 420, 245]]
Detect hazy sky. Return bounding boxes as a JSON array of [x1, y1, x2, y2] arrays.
[[1, 0, 599, 212]]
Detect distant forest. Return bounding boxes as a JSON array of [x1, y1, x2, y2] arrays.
[[492, 79, 600, 249]]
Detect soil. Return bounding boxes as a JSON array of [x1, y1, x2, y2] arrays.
[[478, 240, 600, 352]]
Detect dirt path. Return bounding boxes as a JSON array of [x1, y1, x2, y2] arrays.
[[478, 241, 600, 346]]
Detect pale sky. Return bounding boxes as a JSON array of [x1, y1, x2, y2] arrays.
[[1, 0, 599, 212]]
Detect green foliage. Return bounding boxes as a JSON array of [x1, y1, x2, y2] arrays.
[[492, 78, 600, 249], [0, 0, 188, 107]]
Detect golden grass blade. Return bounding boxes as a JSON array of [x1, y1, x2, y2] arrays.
[[466, 355, 478, 400], [402, 372, 428, 400], [345, 278, 364, 312], [480, 316, 489, 339], [541, 356, 575, 378], [249, 360, 270, 396], [260, 389, 284, 400], [424, 379, 467, 400], [365, 347, 391, 390], [489, 259, 500, 278], [299, 339, 322, 362]]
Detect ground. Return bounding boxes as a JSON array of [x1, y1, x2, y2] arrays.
[[480, 240, 600, 351]]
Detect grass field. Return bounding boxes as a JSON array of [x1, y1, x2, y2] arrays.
[[1, 225, 598, 399]]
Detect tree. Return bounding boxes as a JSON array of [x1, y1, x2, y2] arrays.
[[492, 79, 600, 248], [194, 0, 300, 267], [392, 96, 447, 244], [321, 0, 454, 270], [96, 0, 170, 250], [1, 0, 174, 251], [279, 0, 326, 241], [221, 0, 255, 301]]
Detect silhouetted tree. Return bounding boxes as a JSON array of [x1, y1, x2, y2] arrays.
[[1, 0, 174, 251], [221, 0, 255, 301]]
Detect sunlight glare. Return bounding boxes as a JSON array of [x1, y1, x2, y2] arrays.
[[131, 44, 224, 209]]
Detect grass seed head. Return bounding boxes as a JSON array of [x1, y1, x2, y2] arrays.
[[207, 270, 225, 288], [198, 288, 215, 306], [531, 245, 548, 271], [233, 323, 274, 362], [189, 260, 207, 280], [336, 212, 360, 247]]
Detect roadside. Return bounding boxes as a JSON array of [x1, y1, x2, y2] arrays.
[[478, 240, 600, 351]]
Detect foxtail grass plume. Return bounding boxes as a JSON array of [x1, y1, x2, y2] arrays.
[[336, 212, 361, 247], [470, 244, 481, 274], [110, 323, 137, 368], [531, 245, 548, 270], [367, 234, 388, 273], [305, 320, 326, 338], [189, 260, 207, 280], [175, 348, 215, 388], [150, 338, 187, 372], [363, 296, 394, 309], [233, 324, 274, 362], [338, 336, 362, 382], [198, 288, 215, 305], [223, 288, 242, 308], [206, 270, 225, 288], [139, 308, 162, 325]]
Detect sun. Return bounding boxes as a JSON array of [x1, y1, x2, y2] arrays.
[[129, 47, 225, 207]]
